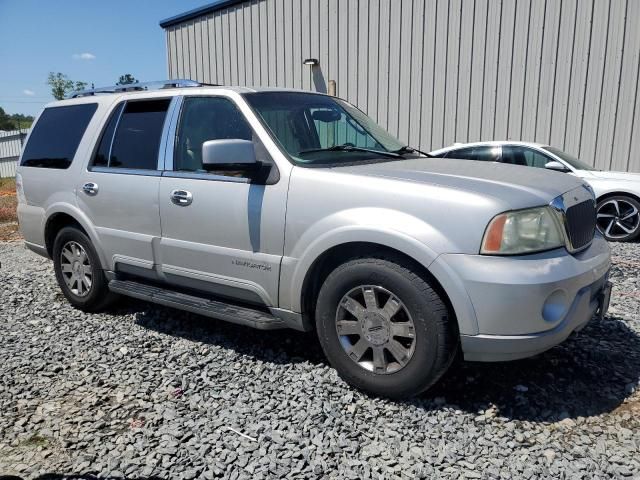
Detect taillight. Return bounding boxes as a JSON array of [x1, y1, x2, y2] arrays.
[[15, 173, 26, 204]]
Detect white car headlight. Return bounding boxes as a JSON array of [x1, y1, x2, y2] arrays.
[[481, 206, 565, 255]]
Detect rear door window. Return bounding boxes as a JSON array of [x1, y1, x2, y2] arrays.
[[473, 146, 501, 162], [20, 103, 97, 169], [445, 147, 476, 160], [107, 99, 171, 170], [445, 146, 500, 161], [92, 103, 125, 168]]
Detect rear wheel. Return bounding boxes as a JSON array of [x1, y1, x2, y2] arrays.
[[596, 195, 640, 242], [52, 227, 117, 311], [315, 256, 457, 398]]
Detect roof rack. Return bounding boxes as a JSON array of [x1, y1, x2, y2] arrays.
[[67, 79, 219, 99]]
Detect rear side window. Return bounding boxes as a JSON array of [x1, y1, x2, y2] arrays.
[[446, 146, 501, 162], [93, 103, 125, 167], [21, 103, 97, 169], [473, 146, 501, 162], [106, 99, 171, 170], [445, 147, 476, 160]]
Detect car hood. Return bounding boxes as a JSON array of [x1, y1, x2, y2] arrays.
[[584, 170, 640, 182], [336, 158, 587, 209]]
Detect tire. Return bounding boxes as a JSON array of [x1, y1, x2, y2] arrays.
[[596, 195, 640, 242], [52, 226, 117, 312], [315, 256, 458, 398]]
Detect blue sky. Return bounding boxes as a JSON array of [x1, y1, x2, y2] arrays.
[[0, 0, 208, 116]]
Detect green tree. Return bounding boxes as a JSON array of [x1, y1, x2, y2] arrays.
[[47, 72, 89, 100], [74, 81, 88, 92], [117, 74, 139, 85], [11, 113, 34, 129], [0, 107, 16, 130]]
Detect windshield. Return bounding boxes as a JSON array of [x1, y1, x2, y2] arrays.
[[244, 92, 405, 166], [542, 146, 597, 171]]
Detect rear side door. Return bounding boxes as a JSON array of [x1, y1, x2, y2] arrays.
[[76, 97, 176, 274], [157, 95, 287, 307]]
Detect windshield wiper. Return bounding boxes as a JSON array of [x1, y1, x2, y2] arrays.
[[392, 145, 432, 157], [298, 144, 403, 158]]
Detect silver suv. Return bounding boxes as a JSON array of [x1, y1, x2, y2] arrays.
[[16, 81, 612, 398]]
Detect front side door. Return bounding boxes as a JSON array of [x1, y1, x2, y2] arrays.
[[77, 98, 174, 272], [157, 95, 288, 307]]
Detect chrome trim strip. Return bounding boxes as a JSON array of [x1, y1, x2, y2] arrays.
[[162, 171, 250, 183], [158, 96, 182, 171], [89, 167, 162, 177], [162, 96, 184, 171], [107, 102, 126, 167]]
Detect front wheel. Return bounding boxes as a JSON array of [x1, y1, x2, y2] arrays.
[[596, 195, 640, 242], [315, 256, 458, 398]]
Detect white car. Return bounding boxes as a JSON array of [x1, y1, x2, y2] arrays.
[[430, 141, 640, 242]]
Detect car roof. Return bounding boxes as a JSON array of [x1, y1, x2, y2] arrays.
[[43, 85, 328, 110], [429, 141, 549, 155]]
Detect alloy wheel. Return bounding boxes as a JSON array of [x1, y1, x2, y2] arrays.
[[335, 285, 416, 374], [596, 199, 640, 240], [60, 241, 93, 297]]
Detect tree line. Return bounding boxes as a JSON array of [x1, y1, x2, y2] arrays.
[[0, 108, 33, 131], [47, 72, 139, 100], [1, 73, 140, 130]]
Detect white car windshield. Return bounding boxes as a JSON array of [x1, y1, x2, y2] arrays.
[[543, 146, 597, 171]]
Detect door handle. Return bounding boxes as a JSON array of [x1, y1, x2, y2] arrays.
[[82, 182, 99, 195], [170, 189, 193, 206]]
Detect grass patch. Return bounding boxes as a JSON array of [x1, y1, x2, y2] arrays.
[[21, 434, 49, 447], [0, 195, 17, 223], [0, 177, 16, 193], [0, 177, 17, 223]]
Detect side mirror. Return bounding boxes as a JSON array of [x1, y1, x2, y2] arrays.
[[202, 139, 257, 168], [544, 161, 569, 173]]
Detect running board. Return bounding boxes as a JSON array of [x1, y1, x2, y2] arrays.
[[108, 279, 288, 330]]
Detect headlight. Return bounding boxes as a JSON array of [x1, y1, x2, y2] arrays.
[[481, 206, 565, 255]]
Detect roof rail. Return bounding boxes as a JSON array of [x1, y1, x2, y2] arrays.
[[67, 79, 215, 99]]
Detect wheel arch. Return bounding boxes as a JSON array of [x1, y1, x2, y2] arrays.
[[596, 190, 640, 205], [296, 241, 458, 334], [43, 204, 107, 267]]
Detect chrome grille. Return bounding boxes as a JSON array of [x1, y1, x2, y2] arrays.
[[565, 200, 596, 251]]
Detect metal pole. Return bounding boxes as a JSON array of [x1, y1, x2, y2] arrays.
[[328, 80, 336, 96]]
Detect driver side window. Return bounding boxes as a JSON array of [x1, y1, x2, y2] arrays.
[[502, 145, 551, 168], [174, 96, 253, 177]]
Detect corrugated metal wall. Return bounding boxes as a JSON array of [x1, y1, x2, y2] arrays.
[[164, 0, 640, 173], [0, 130, 26, 178]]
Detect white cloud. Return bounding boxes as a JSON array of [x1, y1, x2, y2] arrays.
[[72, 52, 96, 60], [23, 89, 35, 96]]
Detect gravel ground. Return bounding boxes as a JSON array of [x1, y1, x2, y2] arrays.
[[0, 240, 639, 479]]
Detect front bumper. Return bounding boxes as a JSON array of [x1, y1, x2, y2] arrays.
[[432, 234, 611, 362]]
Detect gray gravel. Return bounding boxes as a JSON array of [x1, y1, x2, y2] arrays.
[[1, 240, 639, 479]]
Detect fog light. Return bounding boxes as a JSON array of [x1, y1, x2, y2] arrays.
[[542, 289, 568, 323]]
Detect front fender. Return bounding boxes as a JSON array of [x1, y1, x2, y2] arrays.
[[280, 207, 449, 312]]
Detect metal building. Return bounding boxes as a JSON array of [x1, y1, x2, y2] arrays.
[[161, 0, 640, 173], [0, 130, 27, 178]]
